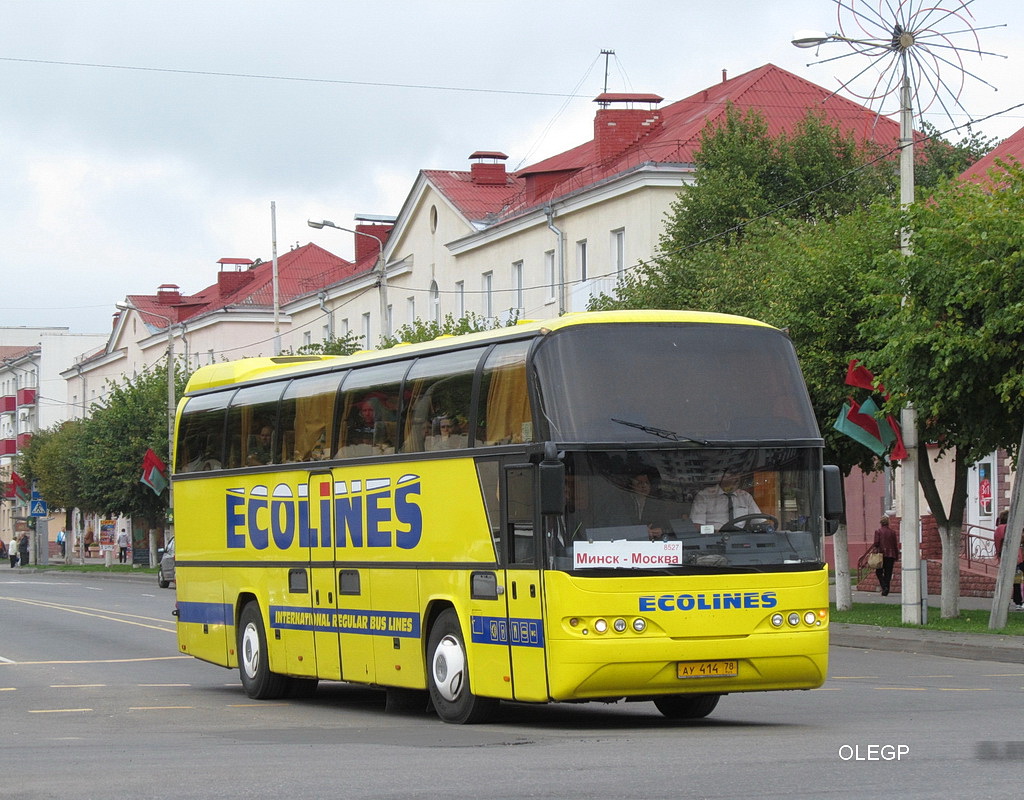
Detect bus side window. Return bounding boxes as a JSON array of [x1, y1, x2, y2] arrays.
[[226, 382, 286, 468], [478, 341, 532, 446], [476, 460, 501, 562], [402, 349, 481, 452], [335, 364, 405, 458], [504, 464, 536, 565], [177, 392, 230, 473], [281, 372, 345, 462]]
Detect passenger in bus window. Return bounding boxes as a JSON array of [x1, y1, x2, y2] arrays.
[[690, 471, 761, 531], [628, 468, 674, 540], [426, 415, 467, 450], [247, 425, 274, 466]]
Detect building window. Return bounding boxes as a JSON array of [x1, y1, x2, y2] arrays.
[[577, 239, 588, 282], [456, 281, 465, 318], [545, 250, 556, 303], [340, 318, 349, 336], [429, 280, 440, 323], [512, 261, 524, 312], [482, 272, 493, 318], [406, 296, 415, 325], [612, 228, 625, 277], [385, 304, 393, 338], [303, 332, 312, 347], [362, 313, 371, 347]]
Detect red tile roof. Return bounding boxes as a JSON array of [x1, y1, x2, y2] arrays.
[[425, 63, 904, 226], [959, 125, 1024, 185], [125, 242, 360, 329]]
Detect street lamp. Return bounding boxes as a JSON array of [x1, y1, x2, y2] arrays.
[[308, 219, 390, 341], [116, 301, 176, 543], [792, 27, 922, 624]]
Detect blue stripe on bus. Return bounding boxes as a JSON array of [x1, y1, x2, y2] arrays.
[[269, 605, 421, 638], [177, 601, 234, 626], [470, 615, 545, 648]]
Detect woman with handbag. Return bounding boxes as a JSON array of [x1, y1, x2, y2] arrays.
[[871, 516, 900, 596]]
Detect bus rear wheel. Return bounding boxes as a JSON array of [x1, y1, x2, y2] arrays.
[[237, 602, 289, 700], [427, 609, 496, 724], [653, 693, 721, 719]]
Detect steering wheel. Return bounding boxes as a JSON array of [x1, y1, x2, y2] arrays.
[[720, 513, 779, 533]]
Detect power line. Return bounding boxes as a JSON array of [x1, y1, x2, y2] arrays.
[[0, 56, 587, 99]]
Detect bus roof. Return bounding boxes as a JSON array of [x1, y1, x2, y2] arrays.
[[183, 309, 775, 395]]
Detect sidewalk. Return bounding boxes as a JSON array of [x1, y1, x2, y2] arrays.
[[830, 586, 1023, 664]]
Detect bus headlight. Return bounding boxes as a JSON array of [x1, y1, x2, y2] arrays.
[[804, 611, 818, 626], [613, 618, 627, 633], [632, 618, 647, 633], [594, 618, 608, 633], [787, 612, 801, 627], [771, 613, 784, 628]]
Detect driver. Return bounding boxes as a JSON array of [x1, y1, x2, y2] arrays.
[[690, 471, 761, 532]]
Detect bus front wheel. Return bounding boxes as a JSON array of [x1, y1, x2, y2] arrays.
[[653, 693, 720, 719], [426, 609, 496, 724], [237, 603, 288, 700]]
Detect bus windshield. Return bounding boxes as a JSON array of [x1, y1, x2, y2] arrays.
[[551, 447, 824, 574], [532, 322, 819, 444]]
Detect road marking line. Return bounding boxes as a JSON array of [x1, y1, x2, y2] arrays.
[[9, 656, 189, 666], [29, 708, 93, 714], [129, 706, 194, 711], [875, 687, 927, 690], [51, 684, 107, 688], [137, 683, 191, 687]]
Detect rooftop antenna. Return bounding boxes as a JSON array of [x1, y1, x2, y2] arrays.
[[598, 48, 615, 107]]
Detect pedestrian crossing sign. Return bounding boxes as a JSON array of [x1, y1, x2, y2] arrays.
[[30, 499, 48, 517]]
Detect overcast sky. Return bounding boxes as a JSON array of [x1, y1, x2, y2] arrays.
[[2, 0, 1020, 334]]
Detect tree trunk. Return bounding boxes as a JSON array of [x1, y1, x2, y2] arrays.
[[937, 521, 962, 618], [833, 523, 852, 611], [916, 443, 969, 618]]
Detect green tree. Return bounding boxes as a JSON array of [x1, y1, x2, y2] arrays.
[[296, 330, 364, 356], [659, 105, 895, 252], [22, 361, 189, 529], [19, 420, 91, 514], [865, 160, 1024, 617], [379, 312, 518, 349], [915, 121, 998, 190]]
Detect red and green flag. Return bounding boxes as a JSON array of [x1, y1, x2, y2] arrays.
[[834, 361, 907, 460], [140, 448, 169, 496], [8, 471, 29, 502]]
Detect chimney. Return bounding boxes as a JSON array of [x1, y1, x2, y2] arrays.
[[156, 284, 182, 305], [353, 215, 396, 263], [216, 257, 256, 297], [593, 93, 664, 162], [469, 151, 509, 186]]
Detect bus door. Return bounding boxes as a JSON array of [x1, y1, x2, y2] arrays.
[[328, 471, 377, 685], [501, 463, 548, 702], [306, 472, 343, 681]]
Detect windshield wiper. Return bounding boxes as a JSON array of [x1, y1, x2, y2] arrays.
[[611, 417, 710, 446]]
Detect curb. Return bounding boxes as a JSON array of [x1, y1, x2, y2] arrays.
[[831, 622, 1023, 664]]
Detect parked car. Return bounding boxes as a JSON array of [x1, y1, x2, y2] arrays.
[[157, 537, 175, 588]]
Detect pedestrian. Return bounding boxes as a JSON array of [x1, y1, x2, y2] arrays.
[[871, 515, 900, 596], [994, 510, 1023, 610], [17, 531, 30, 568], [7, 533, 17, 568], [57, 527, 66, 558], [117, 528, 130, 564]]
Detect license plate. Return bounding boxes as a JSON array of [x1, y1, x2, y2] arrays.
[[676, 660, 738, 679]]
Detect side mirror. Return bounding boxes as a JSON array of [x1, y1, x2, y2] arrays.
[[823, 464, 844, 533], [538, 442, 565, 516]]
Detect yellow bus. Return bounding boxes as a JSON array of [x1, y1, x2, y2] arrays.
[[171, 310, 842, 723]]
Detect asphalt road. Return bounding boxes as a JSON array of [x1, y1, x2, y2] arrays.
[[2, 569, 1022, 799]]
